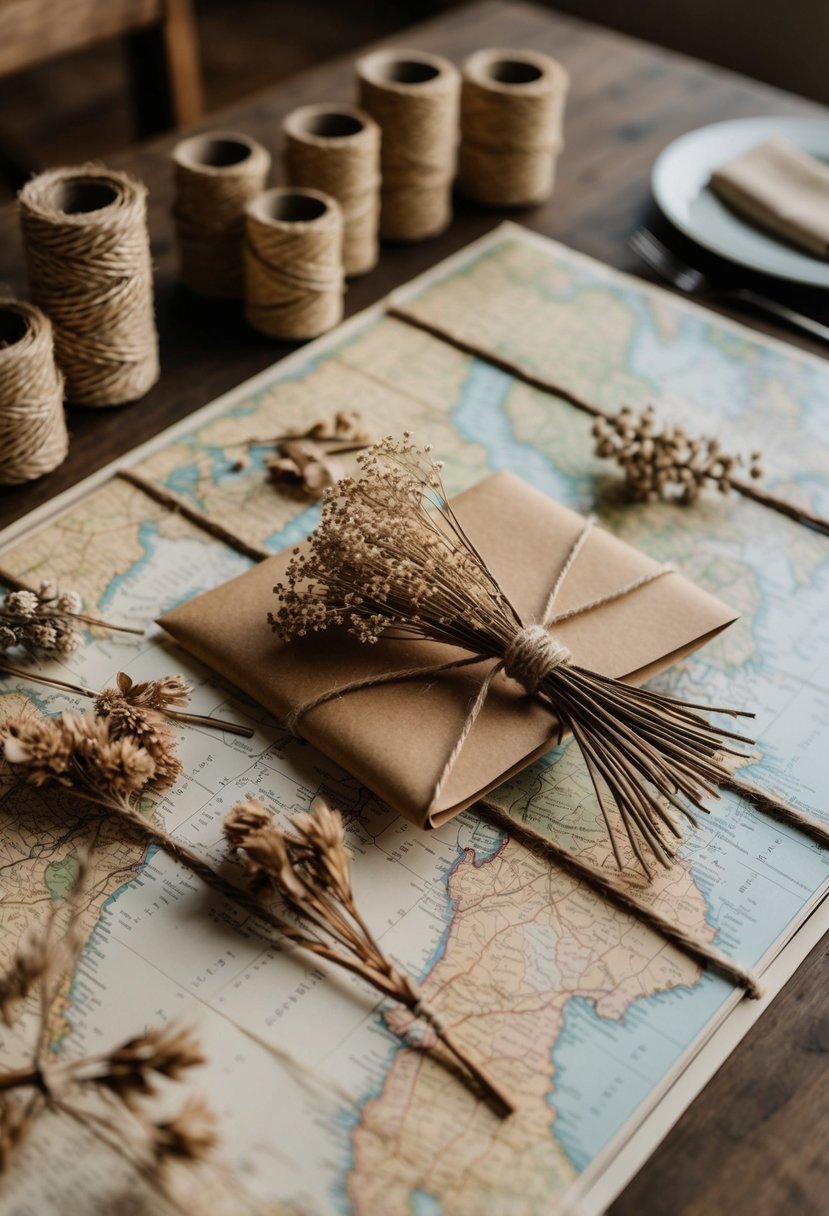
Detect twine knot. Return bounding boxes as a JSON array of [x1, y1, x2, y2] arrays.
[[503, 624, 571, 693]]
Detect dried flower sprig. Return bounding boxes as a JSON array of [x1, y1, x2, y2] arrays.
[[1, 708, 515, 1112], [0, 581, 143, 657], [0, 858, 216, 1202], [224, 796, 515, 1116], [0, 664, 254, 740], [261, 410, 374, 502], [270, 435, 756, 875], [592, 408, 764, 505]]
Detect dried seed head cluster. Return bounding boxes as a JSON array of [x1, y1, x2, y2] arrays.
[[224, 795, 514, 1114], [95, 672, 189, 787], [3, 711, 159, 801], [271, 434, 520, 654], [0, 582, 83, 657], [0, 862, 216, 1195], [592, 407, 763, 505]]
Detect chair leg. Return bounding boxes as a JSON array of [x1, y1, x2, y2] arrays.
[[125, 0, 203, 137]]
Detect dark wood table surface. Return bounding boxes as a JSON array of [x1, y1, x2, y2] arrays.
[[2, 3, 828, 1211]]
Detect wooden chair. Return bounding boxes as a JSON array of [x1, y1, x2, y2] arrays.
[[0, 0, 204, 184]]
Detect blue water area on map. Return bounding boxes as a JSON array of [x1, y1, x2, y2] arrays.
[[411, 1190, 443, 1216], [98, 521, 160, 611], [550, 971, 731, 1173], [451, 360, 588, 508], [165, 462, 205, 508], [265, 502, 322, 551]]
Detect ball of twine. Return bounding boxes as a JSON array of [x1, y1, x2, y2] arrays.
[[244, 187, 344, 341], [18, 164, 159, 407], [172, 131, 272, 298], [458, 49, 569, 207], [0, 298, 68, 485], [356, 49, 460, 242], [283, 104, 380, 277]]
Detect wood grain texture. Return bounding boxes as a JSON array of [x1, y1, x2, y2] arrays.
[[0, 0, 160, 74], [0, 8, 828, 1208]]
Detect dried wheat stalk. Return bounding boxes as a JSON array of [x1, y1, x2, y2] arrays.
[[224, 795, 516, 1115], [0, 855, 216, 1203]]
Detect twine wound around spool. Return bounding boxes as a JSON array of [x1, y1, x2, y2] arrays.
[[173, 130, 271, 298], [0, 298, 68, 485], [244, 187, 344, 341], [283, 104, 380, 277], [356, 48, 460, 242], [18, 164, 159, 407], [459, 48, 569, 207]]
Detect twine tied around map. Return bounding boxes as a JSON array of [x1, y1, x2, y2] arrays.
[[18, 164, 159, 407], [244, 188, 345, 340], [173, 131, 272, 299], [389, 304, 829, 538], [356, 49, 460, 241], [0, 298, 68, 485], [458, 48, 569, 207], [283, 104, 381, 277]]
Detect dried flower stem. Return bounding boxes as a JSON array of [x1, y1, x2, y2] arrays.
[[224, 797, 516, 1116], [0, 661, 253, 738]]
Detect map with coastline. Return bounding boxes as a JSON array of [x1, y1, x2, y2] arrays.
[[1, 224, 828, 1215]]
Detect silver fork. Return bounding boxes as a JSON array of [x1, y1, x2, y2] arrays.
[[629, 228, 829, 344]]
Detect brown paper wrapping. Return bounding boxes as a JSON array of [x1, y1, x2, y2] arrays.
[[160, 471, 737, 827]]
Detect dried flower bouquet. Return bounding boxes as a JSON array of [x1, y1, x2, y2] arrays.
[[271, 435, 755, 874]]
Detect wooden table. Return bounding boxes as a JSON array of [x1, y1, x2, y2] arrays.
[[2, 4, 828, 1211]]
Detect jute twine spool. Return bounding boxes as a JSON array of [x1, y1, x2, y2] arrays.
[[172, 131, 271, 298], [244, 187, 344, 341], [18, 165, 159, 407], [0, 298, 68, 485], [283, 104, 380, 277], [356, 49, 460, 242], [459, 48, 569, 207]]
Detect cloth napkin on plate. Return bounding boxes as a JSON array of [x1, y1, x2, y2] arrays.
[[710, 135, 829, 258]]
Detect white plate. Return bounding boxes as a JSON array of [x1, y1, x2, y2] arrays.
[[652, 116, 829, 287]]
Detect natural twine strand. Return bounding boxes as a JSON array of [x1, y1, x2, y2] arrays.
[[18, 164, 158, 407], [173, 131, 271, 299], [459, 48, 569, 207], [244, 188, 344, 341], [283, 105, 380, 277], [0, 298, 67, 485], [356, 50, 460, 242], [389, 304, 829, 538]]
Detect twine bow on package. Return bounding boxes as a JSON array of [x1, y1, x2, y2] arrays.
[[161, 465, 738, 833]]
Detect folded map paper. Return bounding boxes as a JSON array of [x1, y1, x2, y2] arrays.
[[0, 223, 828, 1216], [161, 471, 737, 826]]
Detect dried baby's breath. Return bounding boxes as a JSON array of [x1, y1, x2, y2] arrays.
[[225, 795, 515, 1115], [0, 581, 142, 658]]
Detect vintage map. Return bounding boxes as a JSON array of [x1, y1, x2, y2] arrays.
[[1, 224, 828, 1215]]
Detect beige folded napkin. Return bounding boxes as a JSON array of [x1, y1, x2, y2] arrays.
[[160, 472, 738, 828], [710, 135, 829, 258]]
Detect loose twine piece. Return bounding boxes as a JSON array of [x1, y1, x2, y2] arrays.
[[0, 298, 67, 485], [459, 48, 569, 207], [283, 104, 381, 277], [356, 49, 460, 242], [389, 304, 829, 537], [18, 164, 159, 407], [172, 131, 271, 299], [244, 187, 345, 341]]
